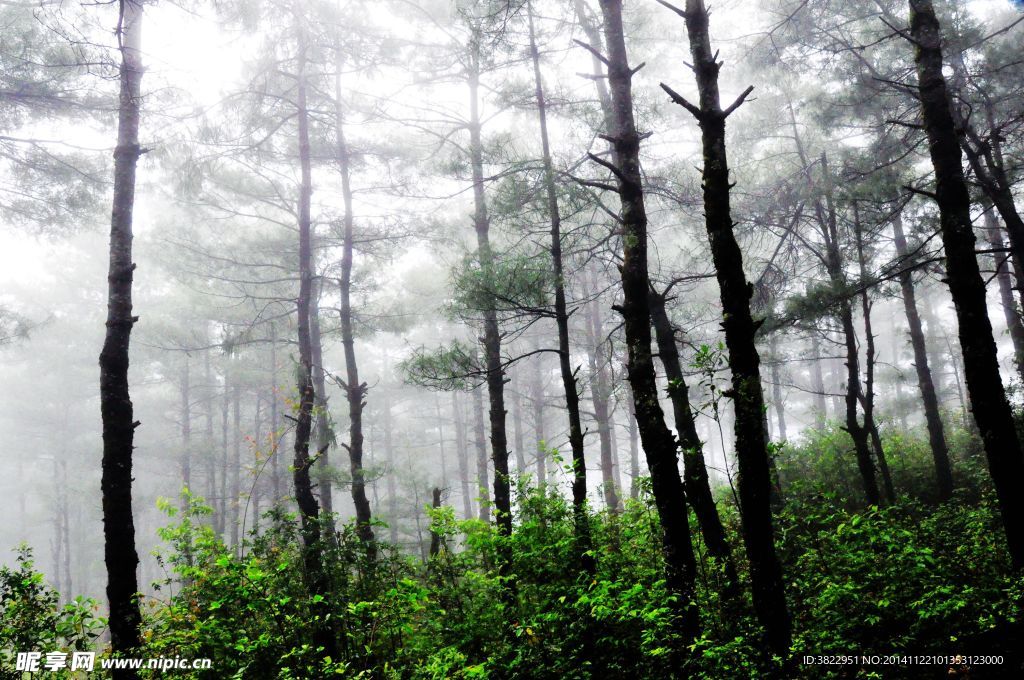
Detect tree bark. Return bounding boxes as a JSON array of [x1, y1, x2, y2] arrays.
[[659, 0, 790, 655], [809, 334, 828, 426], [650, 289, 738, 592], [817, 152, 880, 507], [333, 61, 374, 554], [527, 0, 592, 571], [466, 55, 511, 538], [180, 356, 191, 497], [768, 336, 787, 441], [583, 270, 621, 511], [292, 20, 336, 658], [984, 208, 1024, 385], [204, 349, 217, 521], [510, 384, 527, 475], [595, 0, 701, 650], [854, 204, 894, 503], [624, 381, 640, 500], [453, 391, 474, 520], [429, 487, 443, 558], [269, 323, 281, 504], [99, 1, 144, 672], [230, 383, 241, 550], [531, 349, 547, 484], [909, 0, 1024, 568], [472, 382, 490, 523], [309, 279, 335, 531], [384, 386, 398, 545]]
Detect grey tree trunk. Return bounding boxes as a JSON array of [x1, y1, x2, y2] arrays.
[[467, 38, 511, 538], [333, 54, 374, 554], [99, 2, 144, 672]]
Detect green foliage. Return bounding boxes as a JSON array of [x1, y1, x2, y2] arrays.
[[0, 546, 104, 675], [399, 341, 481, 391], [450, 252, 552, 320], [7, 426, 1020, 679]]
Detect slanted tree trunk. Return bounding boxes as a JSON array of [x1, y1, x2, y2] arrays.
[[658, 0, 790, 655], [527, 0, 592, 571], [909, 0, 1024, 568], [333, 60, 374, 555], [99, 1, 144, 672], [592, 0, 701, 650], [291, 21, 336, 659], [984, 208, 1024, 385], [650, 289, 737, 592]]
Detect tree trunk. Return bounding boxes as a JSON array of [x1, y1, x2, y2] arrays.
[[429, 487, 443, 558], [180, 356, 192, 498], [269, 323, 281, 504], [527, 0, 592, 570], [453, 391, 474, 520], [292, 21, 336, 659], [595, 0, 701, 650], [309, 279, 335, 532], [205, 349, 217, 522], [231, 383, 241, 550], [984, 209, 1024, 385], [659, 0, 790, 655], [219, 370, 229, 536], [510, 384, 527, 475], [99, 1, 144, 672], [853, 204, 894, 503], [650, 289, 738, 592], [467, 51, 511, 538], [384, 387, 399, 545], [768, 336, 787, 441], [625, 381, 640, 499], [333, 52, 374, 556], [909, 0, 1024, 568], [809, 334, 828, 426], [583, 271, 621, 511], [531, 348, 547, 485], [816, 152, 880, 507], [472, 383, 490, 523]]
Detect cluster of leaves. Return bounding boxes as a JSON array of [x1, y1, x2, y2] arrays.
[[0, 547, 104, 676]]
